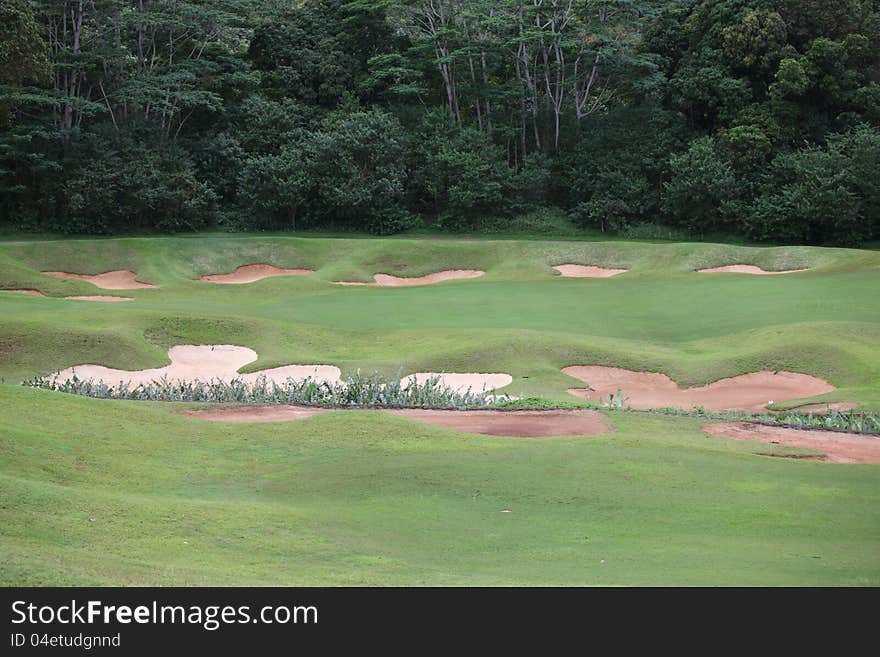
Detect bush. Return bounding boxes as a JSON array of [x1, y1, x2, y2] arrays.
[[747, 124, 880, 245], [59, 127, 216, 234], [661, 136, 745, 233]]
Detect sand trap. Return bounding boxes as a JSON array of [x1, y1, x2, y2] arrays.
[[334, 270, 485, 286], [65, 295, 133, 302], [200, 264, 314, 284], [703, 422, 880, 464], [385, 409, 609, 437], [43, 270, 157, 289], [51, 345, 342, 386], [697, 265, 809, 275], [563, 366, 835, 412], [3, 289, 45, 296], [403, 372, 513, 394], [553, 264, 627, 278], [180, 405, 328, 423]]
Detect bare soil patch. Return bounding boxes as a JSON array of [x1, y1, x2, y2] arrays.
[[703, 421, 880, 463], [200, 264, 314, 284], [564, 366, 834, 412], [42, 270, 157, 289], [174, 404, 609, 437], [403, 372, 513, 394], [180, 405, 328, 423], [385, 408, 609, 437], [552, 264, 627, 278], [334, 270, 485, 286], [52, 345, 342, 386], [696, 265, 810, 275]]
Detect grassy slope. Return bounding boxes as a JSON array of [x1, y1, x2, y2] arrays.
[[0, 235, 878, 585], [1, 386, 878, 586], [1, 235, 878, 407]]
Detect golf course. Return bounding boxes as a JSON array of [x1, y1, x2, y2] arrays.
[[1, 234, 878, 585]]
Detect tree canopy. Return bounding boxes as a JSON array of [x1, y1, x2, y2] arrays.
[[1, 0, 878, 244]]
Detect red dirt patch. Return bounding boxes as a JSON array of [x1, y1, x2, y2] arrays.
[[696, 265, 810, 275], [384, 408, 609, 437], [333, 270, 485, 286], [199, 264, 314, 284], [179, 405, 328, 423], [564, 366, 835, 412], [703, 421, 880, 464], [552, 264, 627, 278], [173, 405, 609, 437], [43, 270, 157, 289]]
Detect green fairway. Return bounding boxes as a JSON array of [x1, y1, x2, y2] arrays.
[[1, 235, 879, 585]]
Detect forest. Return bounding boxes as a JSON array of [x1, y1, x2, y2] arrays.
[[1, 0, 879, 245]]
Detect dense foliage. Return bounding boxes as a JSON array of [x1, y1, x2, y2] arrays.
[[1, 0, 878, 244]]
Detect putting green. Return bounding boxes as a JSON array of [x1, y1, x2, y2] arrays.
[[0, 235, 878, 585]]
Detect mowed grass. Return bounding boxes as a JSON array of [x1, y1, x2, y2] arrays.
[[0, 234, 878, 585], [1, 386, 878, 586], [1, 234, 879, 406]]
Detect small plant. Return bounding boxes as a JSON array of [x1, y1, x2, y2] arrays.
[[24, 370, 511, 409]]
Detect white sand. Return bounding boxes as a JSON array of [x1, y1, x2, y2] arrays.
[[403, 372, 513, 394], [51, 345, 342, 386]]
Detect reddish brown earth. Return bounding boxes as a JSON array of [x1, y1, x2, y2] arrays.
[[703, 422, 880, 464], [552, 264, 627, 278], [42, 270, 157, 289], [384, 408, 609, 437], [696, 264, 810, 275], [564, 366, 835, 412], [333, 270, 485, 286], [199, 264, 314, 284], [180, 405, 328, 423], [177, 405, 610, 437]]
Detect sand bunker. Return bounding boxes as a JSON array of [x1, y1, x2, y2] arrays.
[[385, 409, 609, 437], [334, 270, 485, 286], [563, 366, 835, 412], [3, 289, 45, 296], [180, 405, 328, 423], [703, 422, 880, 464], [697, 265, 809, 275], [403, 372, 513, 394], [51, 345, 342, 386], [65, 295, 133, 302], [553, 264, 627, 278], [200, 264, 314, 284], [43, 270, 157, 289]]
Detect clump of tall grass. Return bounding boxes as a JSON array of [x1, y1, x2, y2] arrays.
[[24, 371, 509, 409]]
